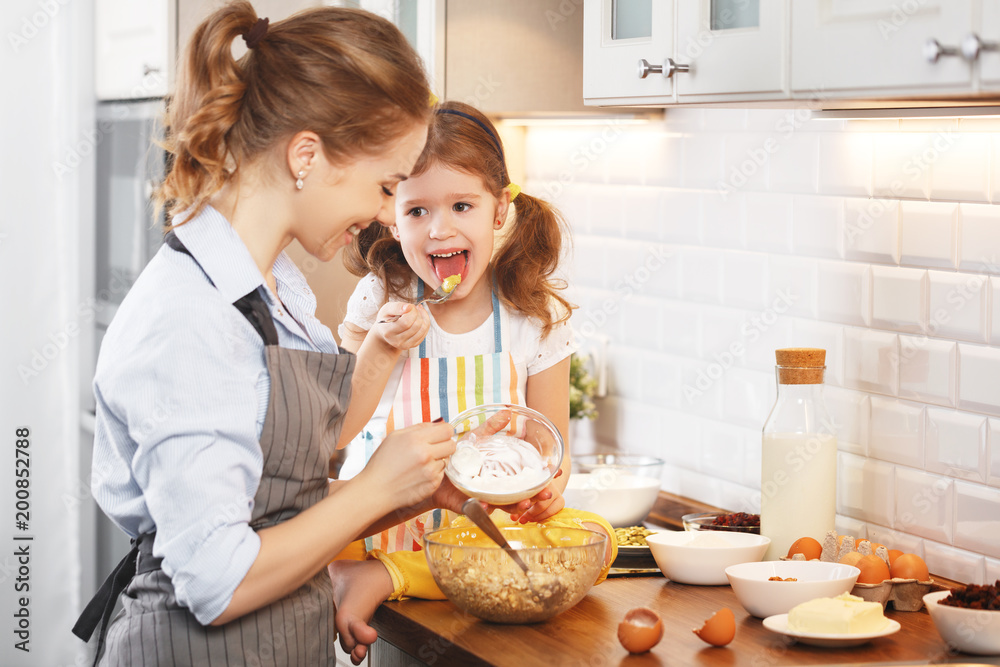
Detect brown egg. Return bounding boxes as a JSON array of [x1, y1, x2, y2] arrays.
[[890, 553, 930, 581], [618, 607, 663, 654], [855, 554, 891, 584], [839, 551, 863, 567], [693, 607, 736, 647]]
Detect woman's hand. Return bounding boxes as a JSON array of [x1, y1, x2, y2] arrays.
[[375, 302, 429, 351], [429, 477, 471, 515], [358, 421, 455, 510]]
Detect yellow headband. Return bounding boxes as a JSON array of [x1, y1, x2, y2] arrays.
[[507, 183, 521, 200]]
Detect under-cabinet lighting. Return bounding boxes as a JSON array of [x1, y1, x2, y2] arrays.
[[811, 106, 1000, 120], [497, 112, 661, 127]]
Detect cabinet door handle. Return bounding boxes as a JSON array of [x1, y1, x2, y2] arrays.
[[143, 64, 161, 77], [637, 58, 691, 80], [923, 38, 961, 63], [961, 33, 1000, 61]]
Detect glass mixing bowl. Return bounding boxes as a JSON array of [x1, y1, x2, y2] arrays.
[[446, 403, 564, 505], [423, 524, 606, 624]]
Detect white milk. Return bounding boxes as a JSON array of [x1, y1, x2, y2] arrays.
[[760, 432, 837, 561]]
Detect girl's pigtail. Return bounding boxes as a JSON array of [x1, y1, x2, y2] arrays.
[[494, 191, 574, 337], [159, 1, 257, 221], [344, 224, 413, 303]]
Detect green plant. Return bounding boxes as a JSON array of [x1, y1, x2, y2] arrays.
[[569, 353, 598, 421]]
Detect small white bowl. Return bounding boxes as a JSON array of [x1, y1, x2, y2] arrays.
[[645, 530, 770, 585], [562, 472, 660, 527], [924, 590, 1000, 655], [725, 560, 861, 618]]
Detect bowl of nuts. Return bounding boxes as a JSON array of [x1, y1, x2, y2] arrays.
[[423, 523, 607, 624]]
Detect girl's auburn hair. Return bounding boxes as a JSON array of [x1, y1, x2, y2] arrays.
[[343, 101, 574, 337], [158, 1, 432, 221]]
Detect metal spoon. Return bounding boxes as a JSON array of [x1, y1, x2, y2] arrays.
[[461, 498, 533, 575], [460, 498, 560, 594], [376, 280, 459, 324]]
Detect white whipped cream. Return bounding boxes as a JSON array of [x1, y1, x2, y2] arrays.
[[449, 433, 550, 501]]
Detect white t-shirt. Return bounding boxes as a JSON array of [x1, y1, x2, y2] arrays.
[[337, 273, 577, 479]]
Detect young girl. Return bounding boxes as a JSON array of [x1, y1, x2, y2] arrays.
[[330, 101, 616, 663], [74, 5, 464, 665]]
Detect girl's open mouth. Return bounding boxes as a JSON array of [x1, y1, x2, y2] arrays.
[[429, 250, 468, 284]]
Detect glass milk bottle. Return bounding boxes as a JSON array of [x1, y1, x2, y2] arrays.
[[760, 348, 837, 561]]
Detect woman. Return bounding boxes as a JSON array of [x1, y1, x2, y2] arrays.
[[72, 4, 460, 665]]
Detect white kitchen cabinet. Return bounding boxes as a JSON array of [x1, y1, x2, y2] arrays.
[[975, 0, 1000, 88], [675, 0, 787, 102], [95, 0, 172, 100], [583, 0, 675, 106], [791, 1, 975, 98], [366, 0, 593, 115]]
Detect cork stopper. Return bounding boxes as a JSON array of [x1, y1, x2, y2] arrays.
[[775, 348, 826, 384]]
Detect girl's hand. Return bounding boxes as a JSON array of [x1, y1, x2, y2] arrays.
[[505, 472, 566, 523], [359, 421, 455, 510], [375, 302, 429, 351]]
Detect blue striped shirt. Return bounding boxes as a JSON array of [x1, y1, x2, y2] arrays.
[[91, 205, 340, 624]]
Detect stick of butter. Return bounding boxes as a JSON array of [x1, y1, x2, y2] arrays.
[[787, 593, 888, 634]]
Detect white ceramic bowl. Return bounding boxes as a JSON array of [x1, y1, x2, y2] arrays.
[[725, 560, 861, 618], [645, 530, 770, 585], [923, 590, 1000, 655], [562, 472, 660, 527]]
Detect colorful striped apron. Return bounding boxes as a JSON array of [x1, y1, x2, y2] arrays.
[[364, 282, 527, 553]]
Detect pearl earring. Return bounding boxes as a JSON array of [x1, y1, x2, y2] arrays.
[[295, 170, 305, 190]]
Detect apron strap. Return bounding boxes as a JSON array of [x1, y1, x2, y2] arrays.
[[72, 532, 153, 664], [415, 277, 505, 358], [165, 230, 279, 346]]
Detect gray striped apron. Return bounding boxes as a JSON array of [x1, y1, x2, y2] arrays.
[[75, 232, 354, 666]]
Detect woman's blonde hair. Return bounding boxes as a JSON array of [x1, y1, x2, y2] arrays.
[[344, 101, 573, 337], [158, 1, 432, 221]]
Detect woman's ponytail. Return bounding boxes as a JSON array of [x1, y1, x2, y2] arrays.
[[158, 2, 432, 222], [160, 1, 257, 220]]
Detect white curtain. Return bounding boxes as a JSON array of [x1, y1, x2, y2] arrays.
[[0, 1, 93, 665]]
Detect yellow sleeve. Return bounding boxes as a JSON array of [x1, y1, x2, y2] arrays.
[[367, 549, 446, 601], [451, 508, 619, 586], [536, 508, 618, 585]]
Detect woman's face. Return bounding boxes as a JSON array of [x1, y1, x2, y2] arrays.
[[294, 124, 428, 261], [393, 163, 505, 301]]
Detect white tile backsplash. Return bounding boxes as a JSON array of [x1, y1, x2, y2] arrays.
[[534, 110, 1000, 579], [792, 194, 844, 259], [929, 131, 991, 203], [838, 452, 894, 527], [897, 336, 955, 407], [894, 467, 953, 544], [842, 198, 900, 265], [899, 201, 958, 270], [954, 481, 1000, 558], [959, 202, 1000, 274], [870, 397, 924, 468], [924, 408, 987, 482], [871, 266, 926, 334], [818, 132, 873, 197], [927, 270, 988, 343], [958, 344, 1000, 415], [816, 260, 871, 327]]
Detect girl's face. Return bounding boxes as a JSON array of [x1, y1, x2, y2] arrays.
[[293, 124, 428, 261], [393, 163, 507, 301]]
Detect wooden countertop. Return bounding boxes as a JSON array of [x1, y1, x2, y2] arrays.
[[369, 492, 985, 666], [371, 575, 980, 667]]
